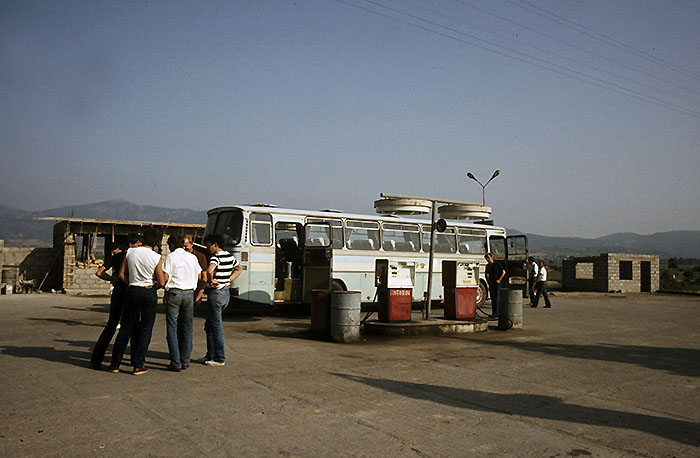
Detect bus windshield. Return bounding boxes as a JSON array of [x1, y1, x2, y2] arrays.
[[208, 209, 244, 251]]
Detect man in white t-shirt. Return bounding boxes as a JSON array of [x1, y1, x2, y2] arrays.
[[108, 228, 164, 375], [532, 260, 552, 308], [162, 234, 202, 371]]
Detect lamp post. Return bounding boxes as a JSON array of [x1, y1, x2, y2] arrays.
[[466, 170, 500, 206]]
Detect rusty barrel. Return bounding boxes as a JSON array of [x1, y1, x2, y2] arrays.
[[498, 288, 523, 330], [330, 291, 361, 343]]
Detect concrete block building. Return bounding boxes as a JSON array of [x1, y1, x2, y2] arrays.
[[2, 218, 205, 295], [562, 253, 659, 293]]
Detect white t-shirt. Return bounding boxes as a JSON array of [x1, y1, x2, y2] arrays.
[[126, 246, 161, 287], [538, 266, 548, 282], [163, 248, 201, 291]]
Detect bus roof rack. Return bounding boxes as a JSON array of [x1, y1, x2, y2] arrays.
[[252, 203, 277, 207]]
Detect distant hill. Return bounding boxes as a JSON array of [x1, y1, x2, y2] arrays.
[[0, 200, 207, 246], [0, 200, 697, 258], [510, 229, 700, 260]]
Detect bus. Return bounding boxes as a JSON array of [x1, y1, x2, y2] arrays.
[[201, 204, 527, 309]]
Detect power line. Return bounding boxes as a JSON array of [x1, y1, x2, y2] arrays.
[[452, 0, 700, 98], [510, 0, 700, 82], [408, 0, 700, 104], [336, 0, 700, 119]]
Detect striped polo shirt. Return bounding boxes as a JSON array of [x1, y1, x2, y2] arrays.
[[209, 250, 239, 290]]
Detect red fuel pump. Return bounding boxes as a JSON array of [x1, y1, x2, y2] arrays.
[[376, 259, 415, 322], [442, 260, 479, 319]]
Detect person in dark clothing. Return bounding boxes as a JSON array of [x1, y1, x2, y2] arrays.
[[484, 252, 506, 316], [90, 234, 141, 370]]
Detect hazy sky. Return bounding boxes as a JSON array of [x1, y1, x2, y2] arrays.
[[1, 0, 699, 237]]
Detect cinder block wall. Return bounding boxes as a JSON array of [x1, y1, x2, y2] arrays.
[[562, 255, 608, 292], [607, 253, 659, 293], [66, 267, 111, 295], [562, 253, 659, 293], [1, 245, 58, 289]]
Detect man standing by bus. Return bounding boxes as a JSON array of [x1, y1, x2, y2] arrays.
[[527, 256, 539, 306], [484, 253, 506, 316], [203, 234, 242, 367], [108, 228, 164, 375]]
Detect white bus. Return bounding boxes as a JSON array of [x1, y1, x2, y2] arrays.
[[201, 204, 527, 309]]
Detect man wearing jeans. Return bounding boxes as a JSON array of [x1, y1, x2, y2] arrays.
[[162, 234, 202, 372], [108, 228, 164, 375], [203, 234, 242, 367]]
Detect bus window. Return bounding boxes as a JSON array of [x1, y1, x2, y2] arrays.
[[210, 209, 244, 251], [306, 218, 343, 249], [489, 236, 506, 260], [203, 213, 219, 239], [458, 228, 486, 254], [422, 227, 457, 253], [305, 224, 332, 247], [508, 235, 528, 261], [382, 223, 420, 252], [251, 213, 272, 246], [345, 220, 380, 250]]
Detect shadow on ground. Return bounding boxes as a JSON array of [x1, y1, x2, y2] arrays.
[[333, 373, 700, 446], [455, 339, 700, 377], [0, 339, 171, 369]]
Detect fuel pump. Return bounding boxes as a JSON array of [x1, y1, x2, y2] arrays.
[[376, 259, 415, 322], [442, 260, 479, 319]]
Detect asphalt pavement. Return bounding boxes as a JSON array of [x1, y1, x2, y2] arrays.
[[0, 291, 698, 457]]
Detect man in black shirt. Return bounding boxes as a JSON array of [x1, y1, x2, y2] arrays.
[[484, 252, 506, 316], [89, 234, 141, 370]]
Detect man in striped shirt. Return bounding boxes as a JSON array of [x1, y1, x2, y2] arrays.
[[202, 234, 242, 366]]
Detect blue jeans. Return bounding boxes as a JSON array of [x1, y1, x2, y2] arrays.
[[204, 288, 229, 363], [533, 281, 552, 308], [91, 284, 127, 368], [528, 279, 537, 304], [110, 286, 157, 368], [165, 288, 194, 369]]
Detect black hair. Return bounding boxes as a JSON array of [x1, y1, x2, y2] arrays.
[[203, 233, 224, 247], [167, 234, 184, 250], [127, 232, 142, 245], [143, 228, 160, 247]]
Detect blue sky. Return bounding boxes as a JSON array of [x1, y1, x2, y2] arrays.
[[1, 0, 699, 237]]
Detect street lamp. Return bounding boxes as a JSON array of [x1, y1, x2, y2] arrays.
[[466, 170, 500, 205]]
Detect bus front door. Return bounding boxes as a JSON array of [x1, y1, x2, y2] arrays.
[[302, 223, 333, 303], [506, 235, 528, 295]]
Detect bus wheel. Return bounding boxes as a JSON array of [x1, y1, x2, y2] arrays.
[[331, 279, 346, 292], [476, 281, 487, 307]]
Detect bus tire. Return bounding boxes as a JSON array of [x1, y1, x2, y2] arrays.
[[331, 279, 346, 292], [476, 281, 487, 307]]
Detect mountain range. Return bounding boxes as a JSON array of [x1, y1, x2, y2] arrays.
[[0, 200, 698, 259]]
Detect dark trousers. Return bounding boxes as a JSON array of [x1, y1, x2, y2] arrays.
[[528, 279, 537, 304], [488, 281, 501, 316], [533, 281, 552, 308], [90, 284, 127, 368], [110, 286, 157, 368]]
